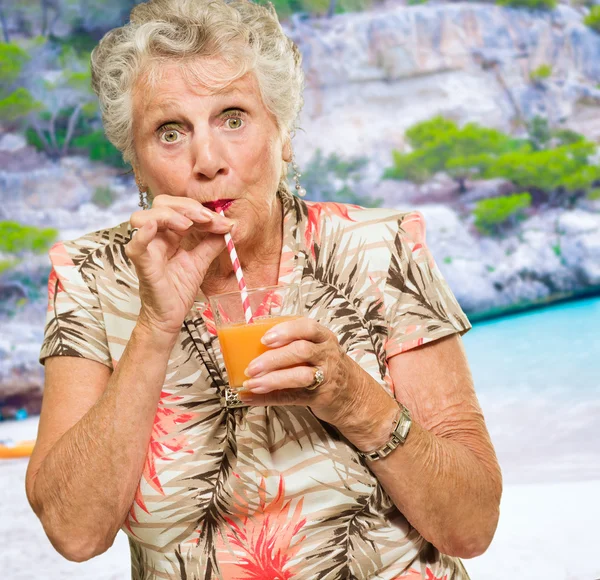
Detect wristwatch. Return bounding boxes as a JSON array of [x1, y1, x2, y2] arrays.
[[357, 402, 412, 461]]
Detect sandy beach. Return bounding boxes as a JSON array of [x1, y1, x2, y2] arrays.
[[2, 418, 600, 579]]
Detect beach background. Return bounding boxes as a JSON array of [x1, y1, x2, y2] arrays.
[[1, 0, 600, 578]]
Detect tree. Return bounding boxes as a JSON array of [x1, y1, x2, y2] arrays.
[[0, 0, 10, 42], [0, 42, 43, 127], [482, 142, 600, 206], [296, 148, 381, 206], [383, 116, 527, 190], [584, 6, 600, 33], [384, 115, 598, 207], [473, 193, 532, 236]]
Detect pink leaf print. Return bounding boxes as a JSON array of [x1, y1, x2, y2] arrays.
[[48, 242, 74, 267], [304, 201, 359, 255], [426, 569, 449, 580], [199, 304, 218, 336], [253, 291, 282, 319], [46, 268, 64, 311], [390, 569, 422, 579], [217, 476, 306, 580], [126, 392, 195, 533]]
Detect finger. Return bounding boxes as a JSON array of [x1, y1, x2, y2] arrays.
[[125, 219, 158, 260], [241, 365, 317, 395], [151, 195, 234, 228], [260, 318, 330, 348], [185, 233, 227, 272], [130, 207, 195, 232], [245, 340, 318, 378], [238, 387, 312, 407]]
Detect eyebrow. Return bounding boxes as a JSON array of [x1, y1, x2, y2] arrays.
[[146, 87, 245, 114]]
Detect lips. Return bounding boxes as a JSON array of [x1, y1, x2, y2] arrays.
[[203, 199, 234, 212]]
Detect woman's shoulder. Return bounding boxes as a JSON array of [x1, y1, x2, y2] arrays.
[[305, 200, 417, 226], [48, 220, 133, 284], [303, 200, 424, 243]]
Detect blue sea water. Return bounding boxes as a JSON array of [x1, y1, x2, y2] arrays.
[[463, 296, 600, 399], [460, 296, 600, 483]]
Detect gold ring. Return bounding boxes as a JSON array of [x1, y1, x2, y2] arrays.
[[305, 367, 325, 391]]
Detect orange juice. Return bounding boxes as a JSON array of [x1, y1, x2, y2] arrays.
[[217, 315, 300, 388]]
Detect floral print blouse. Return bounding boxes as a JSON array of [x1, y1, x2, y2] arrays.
[[40, 187, 472, 579]]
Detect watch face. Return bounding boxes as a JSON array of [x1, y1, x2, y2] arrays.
[[394, 409, 412, 442]]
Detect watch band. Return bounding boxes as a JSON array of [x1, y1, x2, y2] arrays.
[[357, 402, 412, 461]]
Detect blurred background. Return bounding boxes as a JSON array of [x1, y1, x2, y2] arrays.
[[1, 0, 599, 578]]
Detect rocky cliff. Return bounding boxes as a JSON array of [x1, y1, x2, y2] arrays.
[[2, 1, 600, 409]]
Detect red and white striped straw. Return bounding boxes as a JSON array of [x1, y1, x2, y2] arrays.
[[217, 207, 254, 324]]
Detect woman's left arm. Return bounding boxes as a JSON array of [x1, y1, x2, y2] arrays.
[[241, 322, 502, 559], [346, 332, 502, 559]]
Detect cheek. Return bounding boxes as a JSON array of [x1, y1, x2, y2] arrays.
[[249, 134, 281, 180], [146, 158, 187, 195]]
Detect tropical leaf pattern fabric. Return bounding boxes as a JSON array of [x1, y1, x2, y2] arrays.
[[39, 186, 472, 579]]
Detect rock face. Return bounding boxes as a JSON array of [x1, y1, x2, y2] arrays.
[[404, 202, 600, 318], [0, 145, 138, 409], [2, 3, 600, 408], [287, 3, 600, 177]]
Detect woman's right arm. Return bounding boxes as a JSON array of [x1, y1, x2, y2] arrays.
[[25, 323, 177, 562], [26, 195, 234, 562]]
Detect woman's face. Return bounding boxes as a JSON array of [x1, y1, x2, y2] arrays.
[[131, 58, 289, 248]]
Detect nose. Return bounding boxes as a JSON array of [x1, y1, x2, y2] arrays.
[[191, 131, 228, 181]]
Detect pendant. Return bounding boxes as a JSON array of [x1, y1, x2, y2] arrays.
[[222, 387, 250, 409]]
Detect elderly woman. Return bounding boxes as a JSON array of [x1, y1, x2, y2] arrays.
[[25, 0, 501, 578]]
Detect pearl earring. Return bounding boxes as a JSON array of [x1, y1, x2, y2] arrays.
[[291, 154, 306, 197]]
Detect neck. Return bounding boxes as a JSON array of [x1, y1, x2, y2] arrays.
[[203, 194, 284, 293]]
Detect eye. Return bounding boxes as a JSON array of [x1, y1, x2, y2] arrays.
[[160, 128, 181, 143], [226, 117, 243, 130], [222, 109, 246, 130]]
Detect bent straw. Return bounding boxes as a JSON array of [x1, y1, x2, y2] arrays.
[[217, 206, 254, 324]]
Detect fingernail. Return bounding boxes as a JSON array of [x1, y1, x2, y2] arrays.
[[193, 208, 212, 220], [261, 332, 277, 345], [178, 217, 194, 228]]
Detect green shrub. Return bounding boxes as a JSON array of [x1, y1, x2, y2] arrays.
[[72, 130, 129, 168], [48, 31, 98, 55], [482, 142, 600, 193], [0, 87, 42, 123], [298, 148, 382, 207], [473, 193, 532, 235], [584, 6, 600, 32], [530, 64, 552, 84], [552, 128, 586, 147], [385, 115, 598, 205], [383, 116, 527, 184], [497, 0, 557, 9], [588, 188, 600, 200], [0, 42, 30, 87], [0, 222, 58, 254], [92, 186, 117, 208], [257, 0, 370, 18], [0, 259, 19, 275]]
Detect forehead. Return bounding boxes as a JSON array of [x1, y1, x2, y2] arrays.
[[134, 59, 260, 113]]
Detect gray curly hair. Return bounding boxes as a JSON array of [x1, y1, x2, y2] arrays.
[[90, 0, 305, 179]]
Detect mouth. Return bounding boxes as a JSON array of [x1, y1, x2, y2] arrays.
[[203, 199, 235, 212]]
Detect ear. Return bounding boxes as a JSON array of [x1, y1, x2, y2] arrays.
[[282, 138, 292, 163]]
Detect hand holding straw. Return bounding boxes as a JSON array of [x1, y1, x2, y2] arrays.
[[216, 205, 254, 324]]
